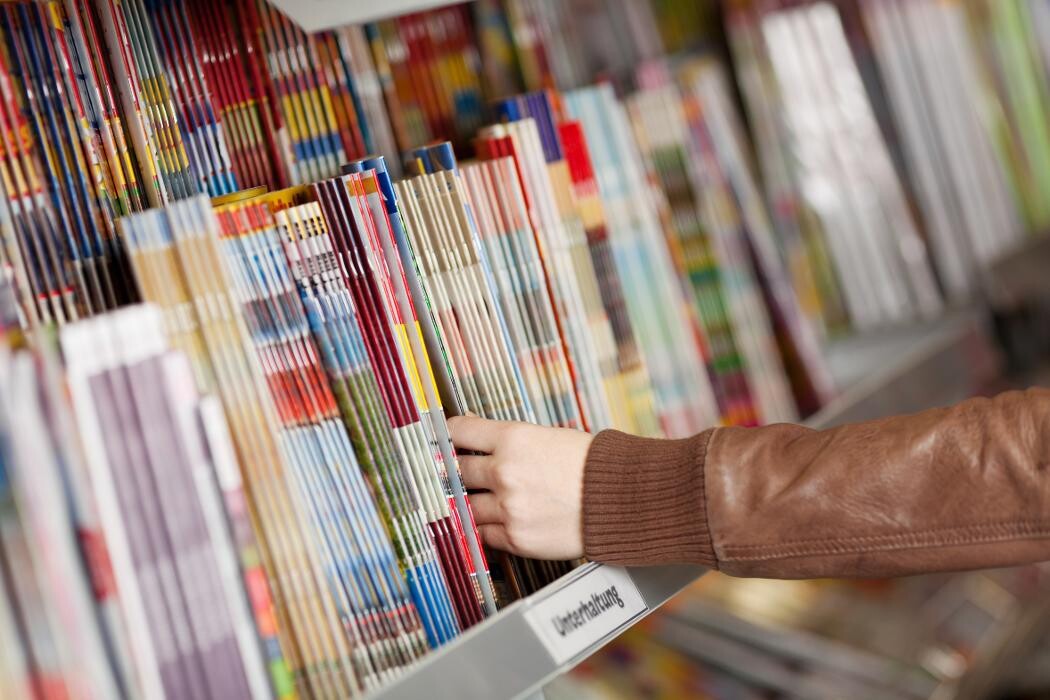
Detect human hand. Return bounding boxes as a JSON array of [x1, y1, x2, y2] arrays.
[[447, 415, 593, 561]]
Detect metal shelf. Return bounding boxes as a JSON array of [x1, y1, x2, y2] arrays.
[[367, 310, 999, 700], [808, 310, 998, 429], [949, 589, 1050, 700], [268, 0, 461, 32], [655, 567, 1050, 700], [653, 604, 936, 700], [371, 562, 707, 700]]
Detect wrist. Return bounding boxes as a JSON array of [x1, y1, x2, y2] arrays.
[[582, 428, 718, 568]]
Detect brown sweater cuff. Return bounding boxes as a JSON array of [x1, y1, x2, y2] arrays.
[[582, 428, 717, 567]]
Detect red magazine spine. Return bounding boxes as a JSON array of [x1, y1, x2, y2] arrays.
[[197, 1, 256, 187], [231, 0, 289, 188], [187, 1, 255, 189]]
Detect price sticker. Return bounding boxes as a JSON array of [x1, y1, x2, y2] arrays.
[[523, 566, 648, 665]]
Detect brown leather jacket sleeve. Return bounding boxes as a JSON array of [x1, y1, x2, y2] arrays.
[[582, 388, 1050, 578]]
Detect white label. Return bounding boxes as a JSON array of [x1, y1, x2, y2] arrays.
[[523, 566, 648, 666]]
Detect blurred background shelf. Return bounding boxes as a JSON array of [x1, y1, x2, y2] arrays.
[[621, 565, 1050, 700], [651, 600, 937, 700], [811, 310, 998, 428]]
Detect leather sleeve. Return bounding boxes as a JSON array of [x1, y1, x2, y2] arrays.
[[583, 388, 1050, 579]]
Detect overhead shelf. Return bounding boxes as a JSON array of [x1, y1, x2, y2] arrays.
[[267, 0, 459, 31], [369, 309, 999, 700]]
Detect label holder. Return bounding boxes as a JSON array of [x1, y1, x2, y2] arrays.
[[522, 565, 649, 667]]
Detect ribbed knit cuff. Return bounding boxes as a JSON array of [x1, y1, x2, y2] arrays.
[[582, 428, 717, 567]]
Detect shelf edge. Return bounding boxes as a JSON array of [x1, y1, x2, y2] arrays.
[[267, 0, 463, 32], [369, 562, 707, 700]]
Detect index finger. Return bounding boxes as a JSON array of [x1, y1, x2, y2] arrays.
[[447, 414, 506, 453]]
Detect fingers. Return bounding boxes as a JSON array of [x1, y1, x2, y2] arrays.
[[478, 523, 512, 553], [447, 414, 507, 453], [467, 492, 500, 525], [458, 454, 496, 490]]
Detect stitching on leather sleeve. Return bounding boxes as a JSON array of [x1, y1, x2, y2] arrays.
[[721, 520, 1050, 561]]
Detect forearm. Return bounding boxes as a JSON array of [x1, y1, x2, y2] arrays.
[[583, 388, 1050, 578]]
